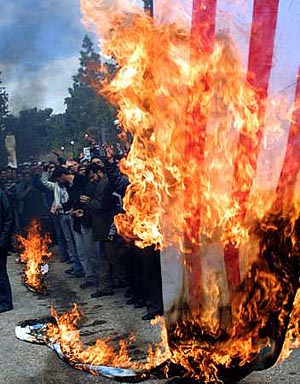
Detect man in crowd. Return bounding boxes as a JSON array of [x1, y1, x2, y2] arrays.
[[103, 143, 164, 320], [51, 167, 86, 278], [80, 162, 118, 297], [0, 186, 14, 313]]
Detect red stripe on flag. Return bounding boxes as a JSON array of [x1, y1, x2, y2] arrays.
[[273, 69, 300, 211], [224, 0, 280, 292], [247, 0, 280, 92], [191, 0, 217, 53], [186, 0, 217, 307]]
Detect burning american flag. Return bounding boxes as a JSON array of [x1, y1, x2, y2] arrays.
[[16, 1, 300, 383], [80, 0, 300, 381]]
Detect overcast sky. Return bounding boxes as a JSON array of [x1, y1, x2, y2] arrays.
[[0, 0, 90, 113], [0, 0, 299, 114]]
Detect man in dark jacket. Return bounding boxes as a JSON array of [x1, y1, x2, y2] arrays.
[[0, 188, 14, 313], [103, 144, 164, 320], [80, 164, 117, 297]]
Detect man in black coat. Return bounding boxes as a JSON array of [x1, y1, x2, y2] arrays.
[[103, 144, 164, 320], [0, 188, 14, 313]]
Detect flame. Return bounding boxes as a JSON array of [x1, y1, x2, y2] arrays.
[[80, 0, 290, 249], [79, 0, 300, 381], [16, 220, 52, 293], [46, 304, 170, 371], [278, 289, 300, 362]]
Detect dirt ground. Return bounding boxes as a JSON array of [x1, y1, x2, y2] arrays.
[[1, 248, 300, 384]]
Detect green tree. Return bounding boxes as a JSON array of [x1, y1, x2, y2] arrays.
[[5, 108, 57, 163], [0, 71, 8, 127], [143, 0, 153, 16], [65, 35, 117, 150]]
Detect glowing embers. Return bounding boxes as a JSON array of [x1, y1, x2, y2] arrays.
[[16, 220, 52, 295], [16, 304, 170, 382], [162, 213, 300, 383]]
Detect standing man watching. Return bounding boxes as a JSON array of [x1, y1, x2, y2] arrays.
[[0, 187, 14, 313]]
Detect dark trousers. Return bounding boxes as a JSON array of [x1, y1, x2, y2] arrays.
[[131, 245, 146, 304], [132, 245, 163, 314], [0, 249, 13, 308], [97, 239, 129, 292], [143, 246, 163, 314]]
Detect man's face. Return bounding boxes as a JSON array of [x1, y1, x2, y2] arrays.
[[24, 173, 31, 183], [30, 162, 39, 172], [17, 173, 24, 182], [57, 174, 70, 185], [88, 171, 98, 182], [78, 167, 86, 176], [66, 160, 79, 174], [92, 157, 104, 168], [0, 171, 7, 180], [48, 164, 56, 176]]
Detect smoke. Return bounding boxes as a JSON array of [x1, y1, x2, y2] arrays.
[[3, 57, 78, 113], [0, 0, 86, 113]]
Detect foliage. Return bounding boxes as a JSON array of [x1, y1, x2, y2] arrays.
[[4, 108, 57, 163], [65, 35, 117, 151], [0, 35, 118, 166], [142, 0, 153, 16], [0, 71, 8, 126]]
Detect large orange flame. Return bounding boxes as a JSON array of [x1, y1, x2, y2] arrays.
[[16, 220, 52, 293], [78, 1, 300, 382], [80, 0, 294, 250]]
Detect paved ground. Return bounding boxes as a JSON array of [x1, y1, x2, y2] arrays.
[[1, 248, 300, 384]]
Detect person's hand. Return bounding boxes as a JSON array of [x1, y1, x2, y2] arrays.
[[52, 149, 61, 157], [102, 142, 114, 163], [80, 195, 90, 203], [50, 205, 58, 215], [73, 209, 84, 217], [84, 133, 93, 144]]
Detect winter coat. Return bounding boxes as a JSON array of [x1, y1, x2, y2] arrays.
[[85, 175, 116, 241], [0, 189, 14, 251], [105, 161, 129, 198]]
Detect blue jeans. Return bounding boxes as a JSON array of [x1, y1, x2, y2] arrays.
[[81, 226, 99, 284], [51, 214, 69, 261], [60, 214, 83, 274]]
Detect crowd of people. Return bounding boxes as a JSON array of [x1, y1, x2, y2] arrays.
[[0, 143, 164, 320]]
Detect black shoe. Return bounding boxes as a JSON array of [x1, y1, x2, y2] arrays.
[[80, 281, 96, 289], [91, 290, 114, 298], [113, 282, 129, 289], [134, 301, 146, 309], [0, 305, 13, 314], [60, 258, 71, 263], [67, 271, 85, 278], [64, 268, 74, 275], [124, 289, 132, 298], [142, 311, 163, 321]]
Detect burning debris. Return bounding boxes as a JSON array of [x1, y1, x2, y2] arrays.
[[15, 303, 169, 382], [16, 220, 52, 295]]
